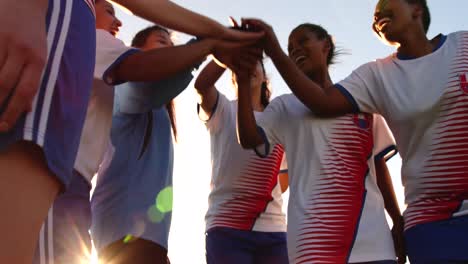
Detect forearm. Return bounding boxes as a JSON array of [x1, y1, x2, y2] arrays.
[[194, 60, 225, 94], [237, 77, 265, 149], [375, 158, 402, 222], [114, 0, 224, 38], [116, 39, 214, 82], [269, 47, 351, 117]]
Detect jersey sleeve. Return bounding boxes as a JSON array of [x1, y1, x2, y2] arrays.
[[279, 153, 288, 174], [94, 29, 139, 85], [198, 91, 232, 134], [372, 114, 398, 162], [336, 61, 382, 114], [255, 96, 286, 157], [115, 70, 194, 114]]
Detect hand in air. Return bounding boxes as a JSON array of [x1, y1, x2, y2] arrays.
[[0, 1, 48, 132], [241, 18, 281, 57], [211, 39, 263, 75]]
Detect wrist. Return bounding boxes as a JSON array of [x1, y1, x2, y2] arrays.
[[268, 43, 286, 61]]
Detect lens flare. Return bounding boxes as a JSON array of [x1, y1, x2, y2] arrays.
[[156, 186, 173, 213]]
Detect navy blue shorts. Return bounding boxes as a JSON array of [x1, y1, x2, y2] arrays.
[[0, 0, 95, 187], [405, 214, 468, 264], [33, 170, 92, 264], [206, 227, 288, 264]]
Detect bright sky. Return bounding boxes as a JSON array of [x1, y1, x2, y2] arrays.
[[92, 1, 468, 263]]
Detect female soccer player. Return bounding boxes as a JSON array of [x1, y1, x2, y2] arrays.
[[243, 0, 468, 263], [91, 25, 194, 264], [236, 23, 404, 264], [25, 0, 262, 263], [195, 58, 289, 264]]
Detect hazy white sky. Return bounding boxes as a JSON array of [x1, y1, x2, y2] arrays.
[[92, 1, 468, 263]]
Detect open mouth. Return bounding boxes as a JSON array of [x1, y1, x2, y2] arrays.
[[295, 55, 307, 66], [375, 17, 391, 32]]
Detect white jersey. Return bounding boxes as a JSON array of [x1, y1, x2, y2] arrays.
[[337, 31, 468, 231], [257, 94, 397, 263], [202, 92, 287, 233], [74, 29, 138, 183]]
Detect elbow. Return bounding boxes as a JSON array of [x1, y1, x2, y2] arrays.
[[237, 131, 257, 150], [239, 135, 254, 150]]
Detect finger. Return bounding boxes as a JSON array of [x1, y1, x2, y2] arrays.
[[0, 49, 25, 110], [228, 16, 240, 28], [0, 59, 43, 132]]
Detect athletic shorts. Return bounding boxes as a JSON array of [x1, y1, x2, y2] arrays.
[[0, 0, 95, 188], [405, 214, 468, 264], [206, 227, 288, 264], [33, 170, 92, 264]]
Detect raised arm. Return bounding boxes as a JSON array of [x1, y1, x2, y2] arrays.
[[112, 38, 256, 84], [194, 60, 225, 117], [244, 19, 354, 118], [236, 70, 265, 149], [114, 0, 263, 41], [375, 158, 406, 264]]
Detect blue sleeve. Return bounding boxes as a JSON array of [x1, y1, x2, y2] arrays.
[[115, 69, 194, 114]]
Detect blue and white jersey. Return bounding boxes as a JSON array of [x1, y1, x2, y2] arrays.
[[0, 0, 95, 186], [91, 70, 193, 251], [337, 31, 468, 231], [257, 94, 397, 263], [74, 29, 138, 184]]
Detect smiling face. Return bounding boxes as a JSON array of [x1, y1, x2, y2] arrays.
[[95, 0, 122, 36], [372, 0, 426, 45], [288, 26, 330, 78]]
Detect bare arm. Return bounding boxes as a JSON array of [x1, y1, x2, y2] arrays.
[[114, 39, 214, 83], [279, 172, 289, 193], [375, 158, 406, 264], [114, 0, 263, 41], [194, 60, 225, 117], [244, 19, 354, 118], [268, 48, 353, 117], [113, 38, 257, 84], [236, 73, 265, 149]]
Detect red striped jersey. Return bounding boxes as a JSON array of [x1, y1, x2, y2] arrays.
[[338, 31, 468, 231], [201, 92, 287, 233], [257, 94, 397, 263]]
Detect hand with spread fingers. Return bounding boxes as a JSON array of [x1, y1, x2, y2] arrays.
[[211, 40, 263, 75], [0, 0, 48, 132], [241, 18, 282, 58]]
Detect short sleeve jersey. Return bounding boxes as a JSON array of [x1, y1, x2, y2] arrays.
[[201, 92, 287, 233], [337, 31, 468, 230], [74, 29, 138, 183], [257, 93, 397, 263]]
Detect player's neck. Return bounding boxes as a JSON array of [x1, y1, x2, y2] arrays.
[[309, 68, 333, 89], [397, 28, 434, 59]]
